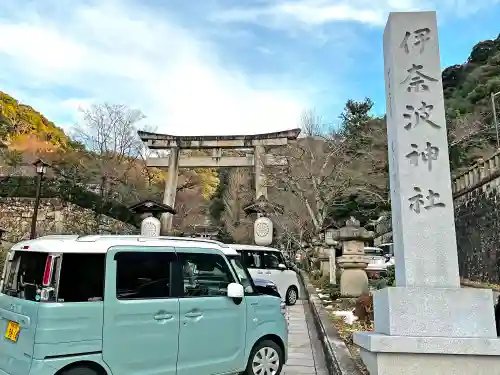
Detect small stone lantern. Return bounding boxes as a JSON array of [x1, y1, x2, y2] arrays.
[[330, 217, 374, 297], [129, 200, 176, 236]]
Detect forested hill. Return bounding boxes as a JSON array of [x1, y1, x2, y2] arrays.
[[0, 91, 79, 152], [0, 92, 218, 234], [444, 33, 500, 170]]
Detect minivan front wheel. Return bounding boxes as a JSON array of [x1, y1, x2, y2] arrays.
[[246, 339, 284, 375], [285, 286, 298, 305]]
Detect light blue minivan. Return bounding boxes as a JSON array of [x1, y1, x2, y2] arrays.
[[0, 235, 288, 375]]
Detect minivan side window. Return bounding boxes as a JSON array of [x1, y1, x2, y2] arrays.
[[178, 253, 234, 297], [59, 253, 105, 302], [115, 252, 175, 300], [240, 250, 263, 268], [262, 251, 285, 270]]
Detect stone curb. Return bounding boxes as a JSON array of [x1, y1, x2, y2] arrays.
[[298, 270, 363, 375]]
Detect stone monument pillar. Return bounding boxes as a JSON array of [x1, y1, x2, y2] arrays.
[[354, 11, 500, 375], [325, 228, 340, 285], [332, 217, 373, 297]]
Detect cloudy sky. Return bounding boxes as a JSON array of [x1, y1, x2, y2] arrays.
[[0, 0, 499, 135]]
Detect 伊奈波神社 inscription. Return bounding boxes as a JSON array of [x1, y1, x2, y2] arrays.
[[400, 28, 431, 54], [399, 26, 446, 214], [405, 142, 439, 171]]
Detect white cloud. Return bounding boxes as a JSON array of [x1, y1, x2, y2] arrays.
[[212, 0, 499, 29], [212, 0, 424, 28], [0, 0, 307, 135]]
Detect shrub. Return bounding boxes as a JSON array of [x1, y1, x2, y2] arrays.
[[328, 287, 341, 300], [370, 278, 389, 290], [385, 265, 395, 286], [354, 293, 374, 323]]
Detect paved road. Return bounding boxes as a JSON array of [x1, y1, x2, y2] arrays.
[[283, 300, 328, 375]]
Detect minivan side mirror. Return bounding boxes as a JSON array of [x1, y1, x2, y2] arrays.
[[277, 263, 287, 271], [227, 283, 244, 299]]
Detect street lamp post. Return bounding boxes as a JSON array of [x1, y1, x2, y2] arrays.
[[30, 159, 49, 240], [491, 91, 500, 149]]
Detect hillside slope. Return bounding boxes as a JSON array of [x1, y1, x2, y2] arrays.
[[0, 91, 218, 233], [443, 34, 500, 169], [0, 91, 78, 151]]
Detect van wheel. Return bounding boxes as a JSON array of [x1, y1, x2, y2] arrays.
[[246, 339, 284, 375], [60, 366, 98, 375], [285, 286, 298, 305]]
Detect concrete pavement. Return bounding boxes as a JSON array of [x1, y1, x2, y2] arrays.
[[283, 300, 328, 375]]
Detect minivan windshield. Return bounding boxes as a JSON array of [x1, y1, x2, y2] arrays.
[[227, 255, 255, 294]]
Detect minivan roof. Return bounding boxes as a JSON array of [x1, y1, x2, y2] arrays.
[[229, 244, 279, 251], [11, 235, 239, 256]]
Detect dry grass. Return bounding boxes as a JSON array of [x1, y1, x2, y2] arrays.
[[310, 274, 372, 373], [329, 313, 372, 375], [461, 278, 500, 291]]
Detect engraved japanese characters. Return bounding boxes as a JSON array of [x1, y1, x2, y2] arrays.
[[399, 27, 446, 215]]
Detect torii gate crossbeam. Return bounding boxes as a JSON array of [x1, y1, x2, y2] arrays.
[[138, 129, 301, 235]]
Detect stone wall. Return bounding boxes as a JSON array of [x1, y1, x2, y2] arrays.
[[373, 150, 500, 284], [453, 152, 500, 283], [0, 197, 137, 249]]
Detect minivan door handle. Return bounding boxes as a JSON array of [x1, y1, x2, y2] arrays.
[[154, 312, 174, 321], [185, 311, 203, 318]]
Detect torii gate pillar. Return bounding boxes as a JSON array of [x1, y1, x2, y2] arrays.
[[254, 145, 267, 201], [162, 147, 179, 234]]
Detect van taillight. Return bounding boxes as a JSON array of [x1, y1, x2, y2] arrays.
[[42, 255, 54, 286]]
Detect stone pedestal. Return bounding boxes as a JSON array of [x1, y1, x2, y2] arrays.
[[319, 257, 329, 277], [354, 11, 500, 374], [314, 241, 330, 277], [330, 217, 373, 297]]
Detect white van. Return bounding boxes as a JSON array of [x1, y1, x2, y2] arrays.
[[229, 244, 300, 305]]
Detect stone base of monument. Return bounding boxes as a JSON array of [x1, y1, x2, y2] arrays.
[[373, 287, 496, 337], [355, 333, 500, 375], [354, 287, 500, 374]]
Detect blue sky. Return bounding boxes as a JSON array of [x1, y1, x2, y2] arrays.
[[0, 0, 499, 135]]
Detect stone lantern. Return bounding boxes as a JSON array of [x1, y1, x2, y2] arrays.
[[330, 217, 374, 297], [128, 200, 176, 236]]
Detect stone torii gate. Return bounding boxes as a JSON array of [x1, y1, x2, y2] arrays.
[[138, 129, 301, 236]]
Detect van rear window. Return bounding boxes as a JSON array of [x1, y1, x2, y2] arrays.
[[2, 251, 105, 302], [2, 251, 49, 300]]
